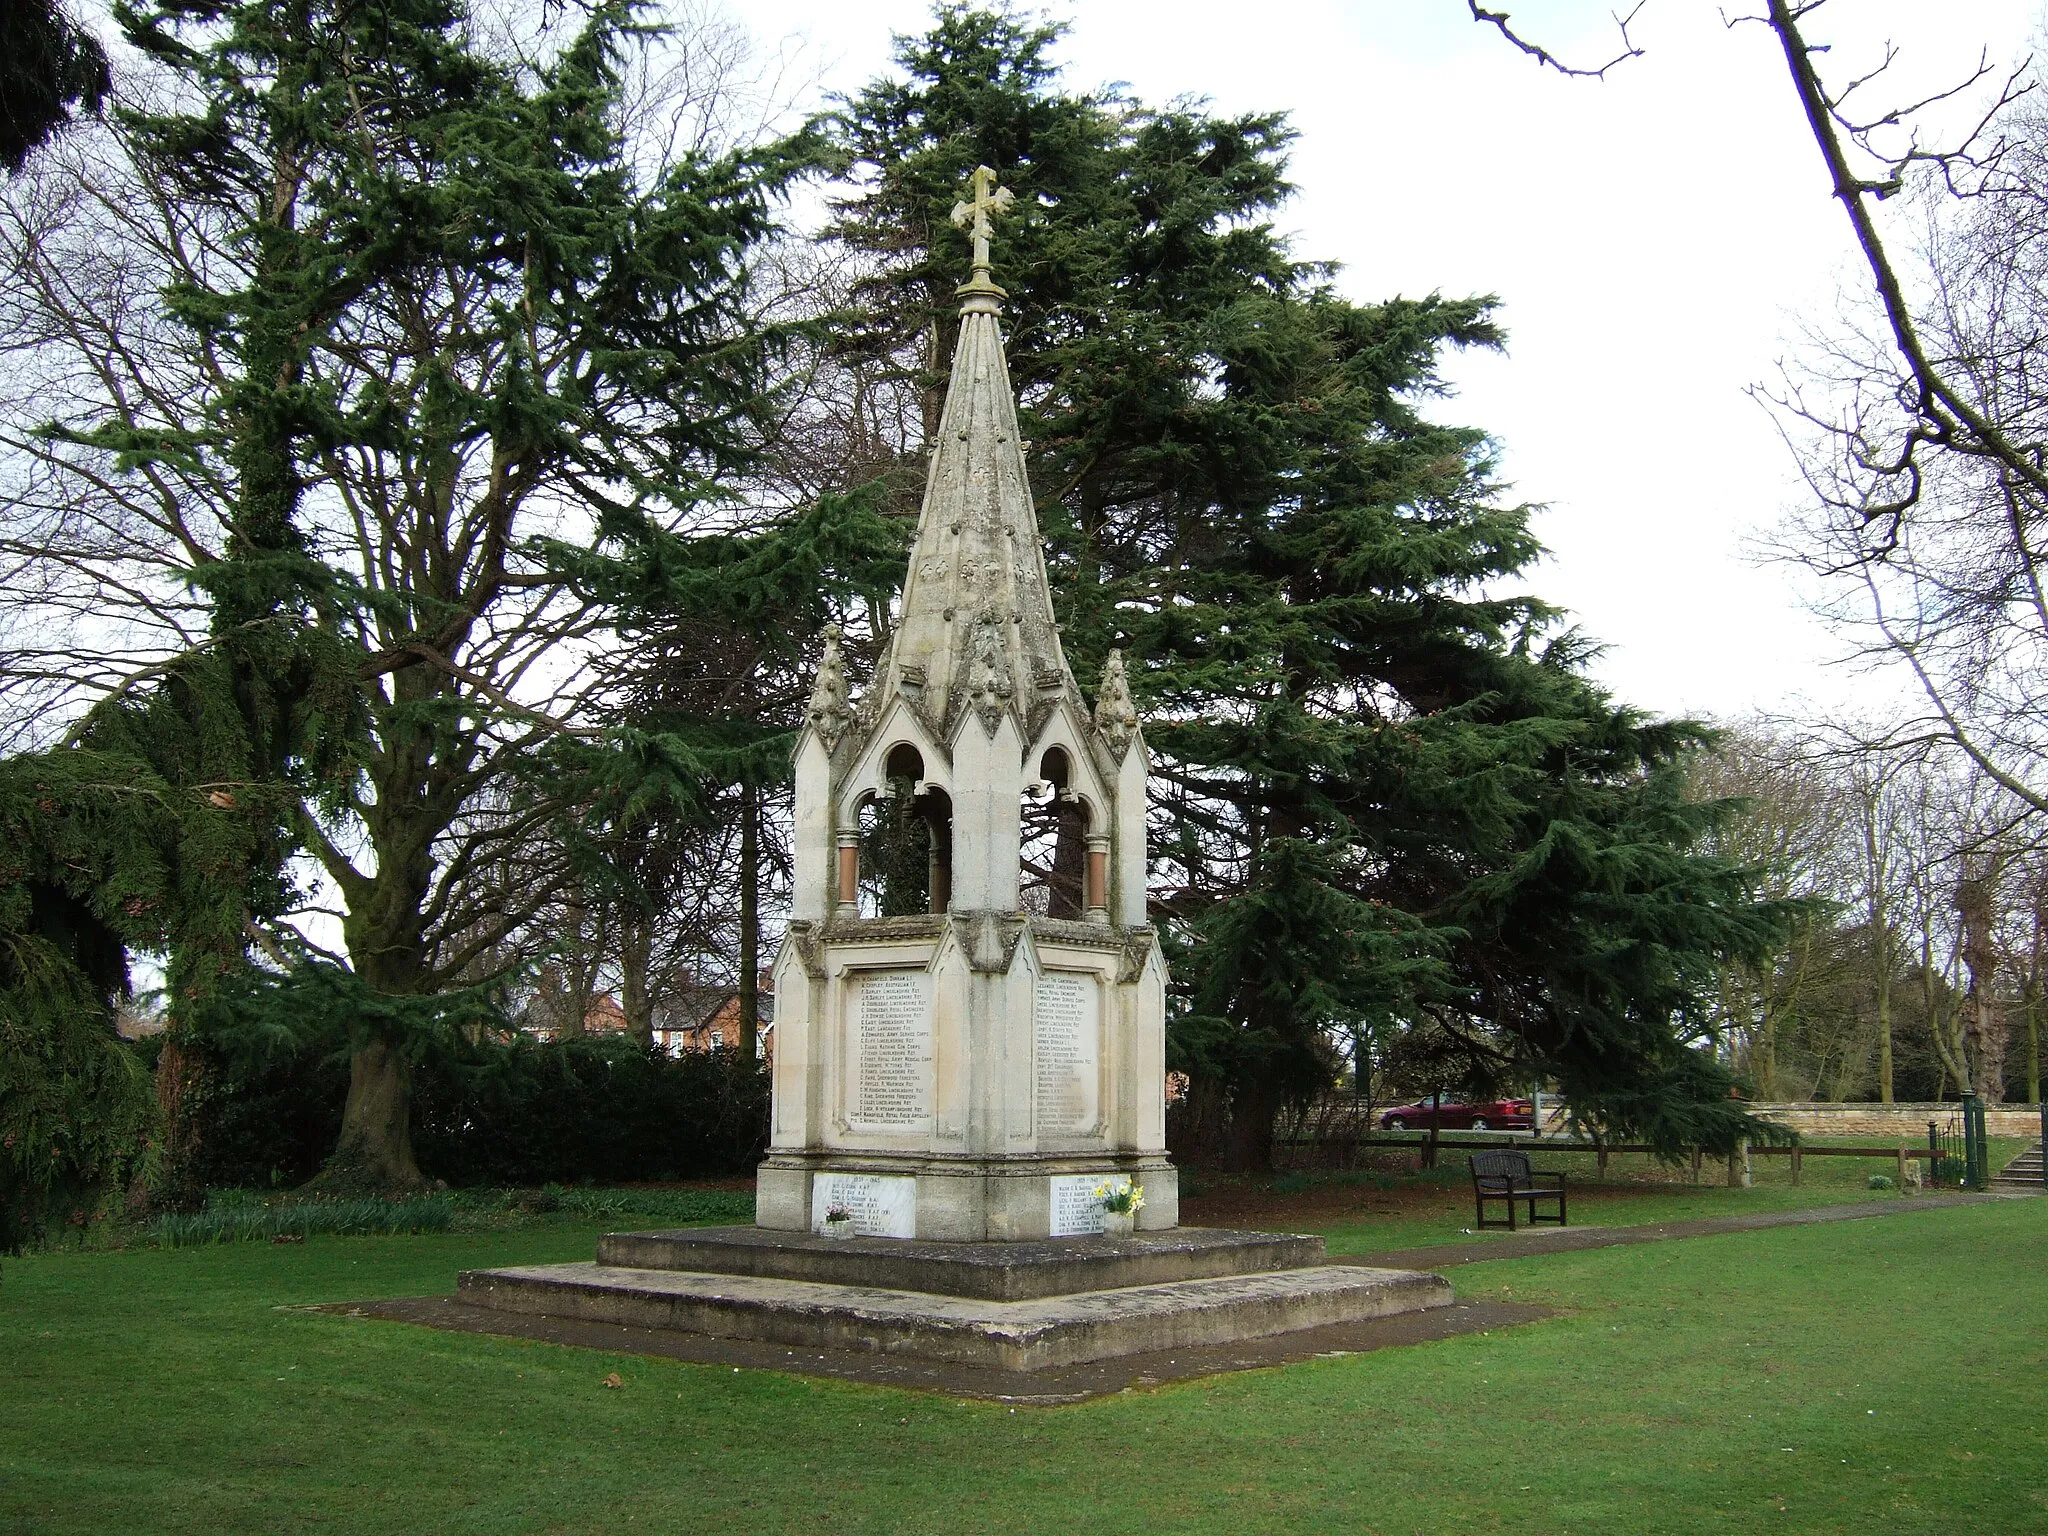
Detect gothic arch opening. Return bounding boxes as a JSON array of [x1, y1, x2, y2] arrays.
[[857, 746, 952, 916], [1021, 745, 1089, 918]]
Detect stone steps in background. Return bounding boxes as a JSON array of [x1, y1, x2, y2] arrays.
[[1993, 1142, 2043, 1188]]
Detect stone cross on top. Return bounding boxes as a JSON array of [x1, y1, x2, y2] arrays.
[[950, 164, 1015, 298]]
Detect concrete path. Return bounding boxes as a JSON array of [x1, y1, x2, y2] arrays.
[[1349, 1189, 2029, 1273]]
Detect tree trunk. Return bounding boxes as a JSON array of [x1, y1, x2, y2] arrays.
[[738, 778, 759, 1062], [2027, 989, 2041, 1106], [1166, 1074, 1228, 1168], [1862, 799, 1896, 1104], [1924, 928, 1970, 1096], [1970, 988, 2009, 1103], [620, 911, 653, 1046], [152, 1032, 207, 1211], [2027, 905, 2044, 1107], [1874, 920, 1894, 1104], [330, 1034, 422, 1188], [558, 894, 594, 1037], [1222, 1078, 1280, 1174], [1957, 874, 2007, 1103], [1754, 1004, 1779, 1101], [329, 824, 434, 1191]]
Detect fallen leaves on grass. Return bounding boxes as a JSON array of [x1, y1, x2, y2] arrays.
[[601, 1372, 623, 1390]]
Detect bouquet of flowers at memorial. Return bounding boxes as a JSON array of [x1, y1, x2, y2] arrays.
[[1092, 1178, 1143, 1236], [1094, 1179, 1144, 1216], [822, 1202, 855, 1238]]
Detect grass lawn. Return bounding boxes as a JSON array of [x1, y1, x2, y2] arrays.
[[1189, 1137, 2035, 1255], [3, 1190, 2044, 1534]]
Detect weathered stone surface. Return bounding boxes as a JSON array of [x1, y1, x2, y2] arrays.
[[752, 1152, 1180, 1239], [338, 1295, 1553, 1405], [593, 1225, 1323, 1302], [457, 1260, 1452, 1373], [767, 171, 1170, 1240], [1746, 1102, 2042, 1137]]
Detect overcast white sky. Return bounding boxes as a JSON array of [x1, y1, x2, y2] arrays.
[[723, 0, 2041, 725]]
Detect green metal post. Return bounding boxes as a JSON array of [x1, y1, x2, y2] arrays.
[[1961, 1092, 1979, 1189], [2040, 1099, 2047, 1190]]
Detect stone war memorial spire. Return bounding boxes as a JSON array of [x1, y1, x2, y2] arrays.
[[760, 164, 1172, 1240], [457, 170, 1451, 1378]]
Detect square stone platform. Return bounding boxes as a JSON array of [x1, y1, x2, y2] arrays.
[[459, 1226, 1452, 1374]]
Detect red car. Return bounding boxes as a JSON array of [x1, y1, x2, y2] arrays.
[[1379, 1097, 1533, 1132]]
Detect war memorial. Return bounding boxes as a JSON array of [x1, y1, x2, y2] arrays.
[[456, 170, 1451, 1375]]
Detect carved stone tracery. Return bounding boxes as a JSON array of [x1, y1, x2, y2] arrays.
[[1093, 648, 1139, 759], [966, 609, 1015, 732], [805, 624, 853, 750]]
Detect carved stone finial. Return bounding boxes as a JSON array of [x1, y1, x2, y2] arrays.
[[1094, 648, 1138, 758], [949, 164, 1015, 300], [805, 624, 852, 749], [967, 609, 1014, 732]]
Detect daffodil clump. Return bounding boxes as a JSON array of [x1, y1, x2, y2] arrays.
[[1094, 1178, 1144, 1216]]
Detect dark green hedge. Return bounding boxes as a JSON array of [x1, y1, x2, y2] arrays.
[[154, 1029, 768, 1190], [412, 1036, 768, 1187]]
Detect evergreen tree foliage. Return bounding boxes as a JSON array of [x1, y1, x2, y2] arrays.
[[0, 750, 249, 1252], [537, 482, 907, 1047], [830, 5, 1796, 1167], [0, 0, 110, 172], [8, 0, 820, 1188]]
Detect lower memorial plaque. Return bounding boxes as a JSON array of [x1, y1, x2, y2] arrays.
[[810, 1172, 918, 1238], [1048, 1173, 1105, 1237]]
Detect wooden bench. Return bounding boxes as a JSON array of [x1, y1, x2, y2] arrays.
[[1469, 1149, 1568, 1231]]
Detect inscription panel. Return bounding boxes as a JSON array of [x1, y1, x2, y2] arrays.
[[849, 969, 932, 1133], [1048, 1174, 1105, 1236], [810, 1172, 917, 1238], [1033, 972, 1101, 1137]]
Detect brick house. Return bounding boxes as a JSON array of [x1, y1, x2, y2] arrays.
[[651, 972, 774, 1061]]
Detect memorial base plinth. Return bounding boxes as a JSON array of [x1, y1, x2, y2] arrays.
[[755, 1152, 1179, 1241], [458, 1227, 1452, 1373], [594, 1225, 1322, 1300]]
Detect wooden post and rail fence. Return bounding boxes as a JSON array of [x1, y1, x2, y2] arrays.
[[1330, 1134, 1938, 1185], [1280, 1093, 2047, 1190]]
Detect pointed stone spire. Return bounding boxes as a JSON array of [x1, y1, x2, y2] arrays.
[[878, 168, 1068, 736]]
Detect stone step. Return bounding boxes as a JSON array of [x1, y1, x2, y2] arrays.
[[457, 1260, 1453, 1373], [1992, 1142, 2043, 1187], [593, 1225, 1324, 1302]]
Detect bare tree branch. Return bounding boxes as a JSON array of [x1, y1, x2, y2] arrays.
[[1466, 1, 1648, 80]]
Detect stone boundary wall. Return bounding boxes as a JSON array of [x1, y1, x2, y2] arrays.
[[1743, 1102, 2038, 1138], [1289, 1100, 2042, 1142], [1529, 1102, 2041, 1138]]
